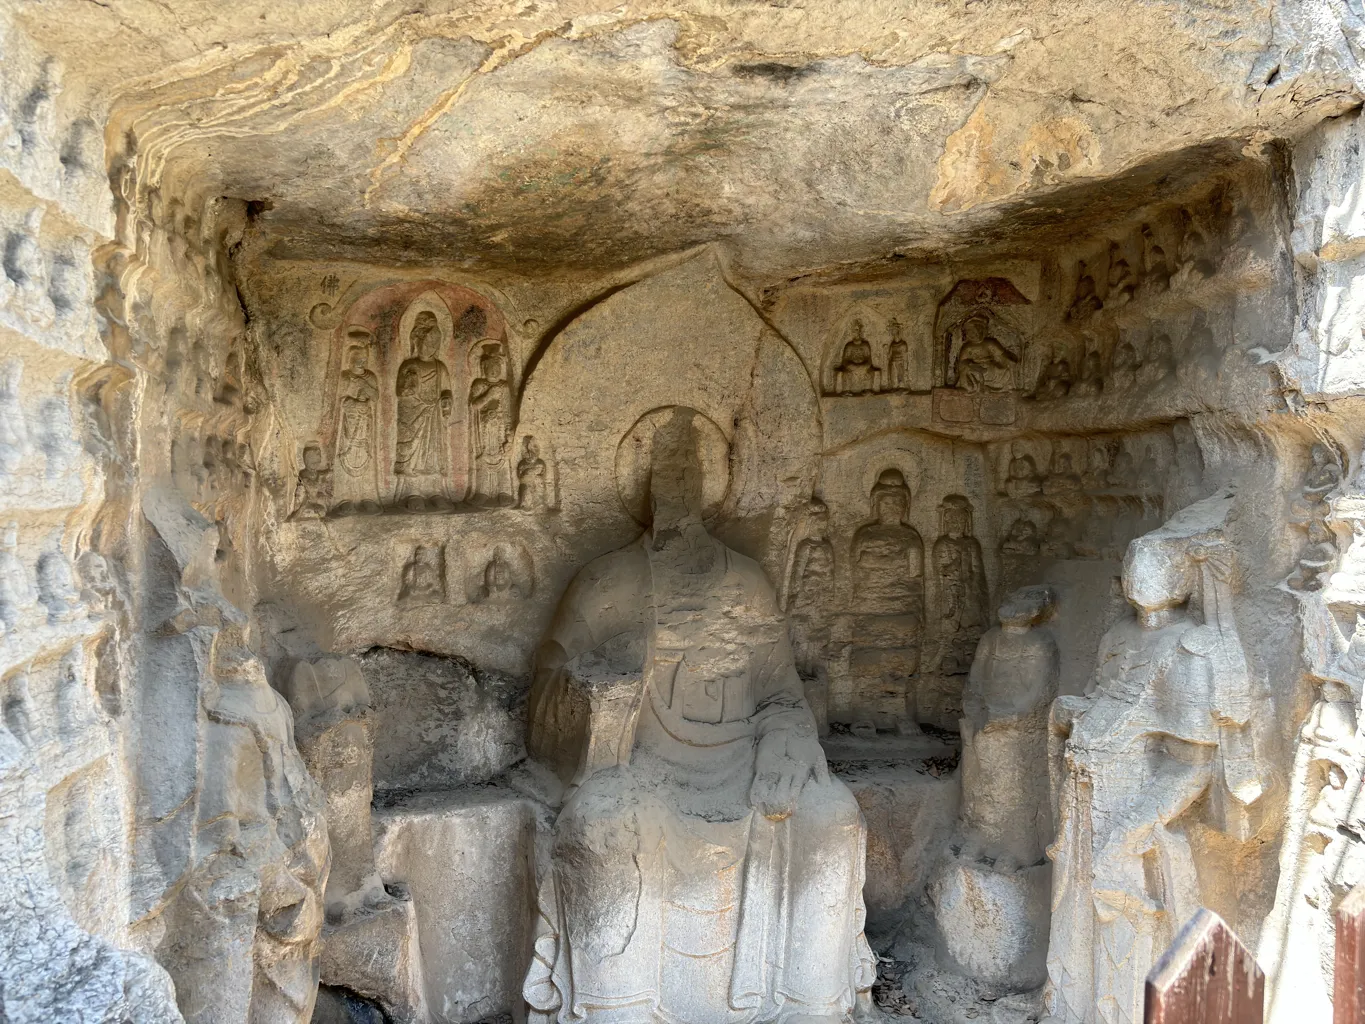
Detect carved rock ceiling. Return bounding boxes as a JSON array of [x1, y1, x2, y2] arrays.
[[19, 0, 1362, 274]]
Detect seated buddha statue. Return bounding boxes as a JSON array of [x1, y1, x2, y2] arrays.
[[524, 407, 876, 1024]]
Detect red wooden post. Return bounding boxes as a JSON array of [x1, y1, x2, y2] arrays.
[[1336, 884, 1365, 1023], [1146, 908, 1264, 1024]]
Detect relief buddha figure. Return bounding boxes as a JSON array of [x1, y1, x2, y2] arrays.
[[847, 469, 926, 728], [885, 318, 909, 390], [469, 343, 513, 503], [524, 408, 875, 1024], [781, 496, 837, 677], [852, 469, 925, 618], [834, 319, 879, 394], [517, 436, 550, 510], [952, 314, 1017, 393], [932, 495, 989, 676], [393, 310, 453, 509], [1005, 453, 1044, 498], [332, 331, 381, 512]]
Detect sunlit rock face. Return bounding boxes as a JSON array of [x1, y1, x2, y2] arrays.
[[4, 2, 1365, 1023]]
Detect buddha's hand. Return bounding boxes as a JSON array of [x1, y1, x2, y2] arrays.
[[751, 721, 830, 821]]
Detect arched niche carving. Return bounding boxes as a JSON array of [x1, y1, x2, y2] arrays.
[[316, 280, 510, 512], [821, 307, 918, 396], [931, 278, 1032, 425], [517, 252, 819, 564]]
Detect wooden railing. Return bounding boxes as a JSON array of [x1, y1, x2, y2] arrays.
[[1146, 909, 1263, 1023], [1144, 891, 1365, 1023]]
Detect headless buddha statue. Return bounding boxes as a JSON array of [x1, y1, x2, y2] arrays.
[[525, 407, 875, 1024]]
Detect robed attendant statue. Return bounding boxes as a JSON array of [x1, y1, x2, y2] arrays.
[[393, 309, 453, 507], [524, 407, 875, 1024]]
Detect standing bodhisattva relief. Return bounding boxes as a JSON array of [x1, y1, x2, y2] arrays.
[[1045, 489, 1272, 1024], [524, 407, 876, 1024]]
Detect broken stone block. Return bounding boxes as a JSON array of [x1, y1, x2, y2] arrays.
[[374, 790, 537, 1024]]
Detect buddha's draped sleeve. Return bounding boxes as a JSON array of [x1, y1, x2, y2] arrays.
[[526, 542, 651, 777]]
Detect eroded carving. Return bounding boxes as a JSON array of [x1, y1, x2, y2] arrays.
[[833, 318, 881, 395], [516, 435, 552, 510], [0, 521, 35, 639], [398, 544, 446, 607], [394, 309, 455, 509], [829, 468, 927, 730], [933, 277, 1032, 425], [469, 341, 513, 504], [160, 636, 329, 1024], [290, 443, 332, 521], [331, 329, 381, 514], [1046, 490, 1271, 1024], [781, 496, 836, 675], [931, 585, 1058, 993], [932, 495, 989, 677], [0, 358, 27, 474], [1289, 442, 1343, 591], [316, 283, 512, 514], [36, 542, 82, 625], [524, 408, 875, 1023], [472, 543, 533, 603]]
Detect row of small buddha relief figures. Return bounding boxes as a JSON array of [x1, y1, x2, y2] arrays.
[[998, 497, 1165, 563], [780, 470, 987, 628], [290, 432, 554, 519], [1, 206, 93, 331], [0, 521, 105, 639], [171, 417, 256, 508], [827, 308, 1209, 401], [295, 275, 571, 516], [996, 432, 1188, 499], [394, 539, 534, 606], [1065, 203, 1225, 322]]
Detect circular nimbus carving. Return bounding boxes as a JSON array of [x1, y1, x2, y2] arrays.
[[615, 406, 730, 525]]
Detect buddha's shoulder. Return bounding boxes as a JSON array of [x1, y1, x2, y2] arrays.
[[724, 547, 782, 601], [567, 539, 649, 591]]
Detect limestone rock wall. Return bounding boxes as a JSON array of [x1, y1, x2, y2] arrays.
[[0, 11, 181, 1023], [8, 3, 1365, 1023]]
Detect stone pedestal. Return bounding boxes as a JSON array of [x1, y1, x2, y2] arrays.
[[319, 900, 426, 1023], [374, 789, 538, 1024], [929, 854, 1050, 993], [839, 760, 960, 928]]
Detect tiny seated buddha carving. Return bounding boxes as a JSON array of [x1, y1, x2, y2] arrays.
[[952, 315, 1017, 393], [1034, 357, 1073, 401], [524, 407, 875, 1024], [834, 319, 880, 394]]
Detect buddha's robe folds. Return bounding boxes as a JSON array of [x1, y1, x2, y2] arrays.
[[525, 537, 874, 1024], [393, 357, 450, 499]]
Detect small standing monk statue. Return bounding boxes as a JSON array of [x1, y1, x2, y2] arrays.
[[393, 310, 453, 510], [290, 443, 332, 520], [885, 318, 909, 390], [524, 407, 876, 1024], [332, 334, 381, 513], [516, 436, 549, 510], [930, 585, 1058, 993], [469, 344, 513, 503]]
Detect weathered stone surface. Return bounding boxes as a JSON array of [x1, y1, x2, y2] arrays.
[[7, 1, 1365, 1021], [374, 790, 538, 1024]]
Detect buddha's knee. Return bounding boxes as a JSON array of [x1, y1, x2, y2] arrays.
[[791, 776, 862, 835]]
